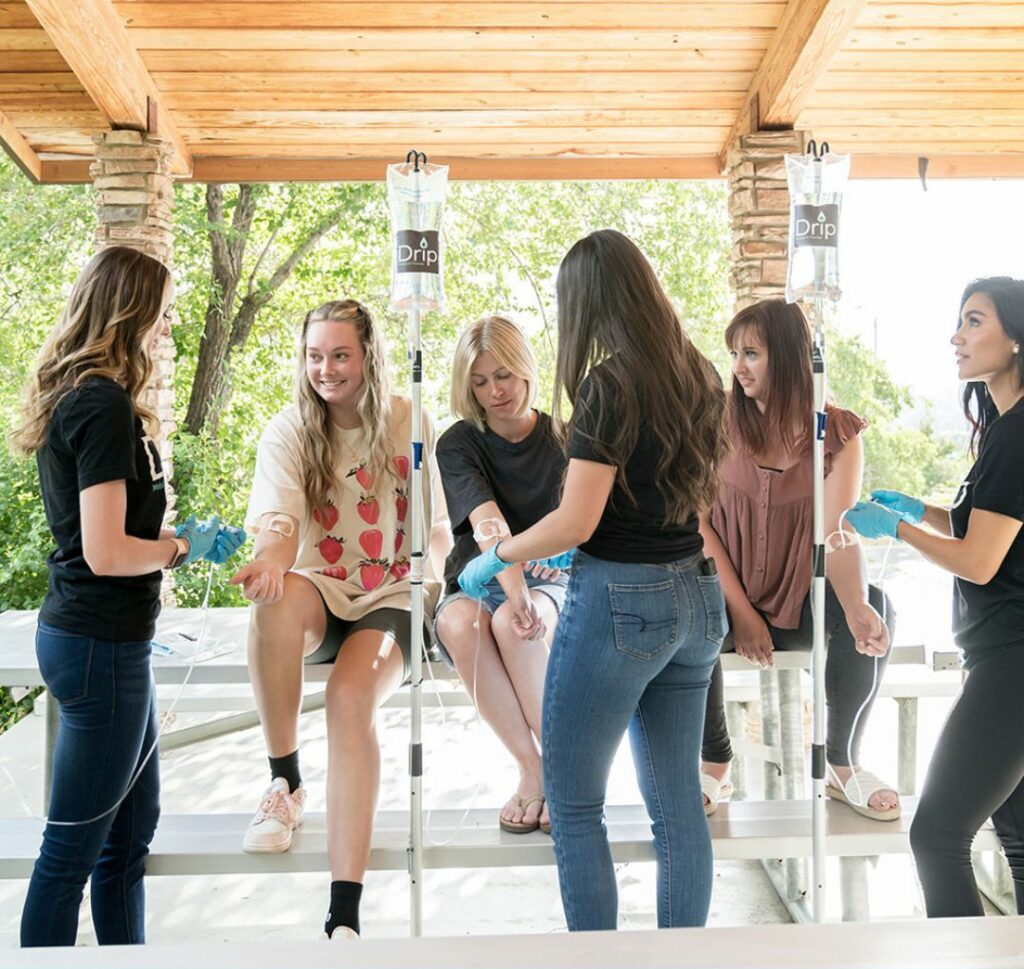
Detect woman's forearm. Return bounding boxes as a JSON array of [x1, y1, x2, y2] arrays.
[[898, 521, 987, 583], [824, 542, 870, 613], [921, 502, 952, 536], [498, 506, 584, 564], [88, 535, 176, 576]]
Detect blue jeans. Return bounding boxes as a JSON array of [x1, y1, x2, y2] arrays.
[[542, 551, 726, 931], [21, 623, 160, 947]]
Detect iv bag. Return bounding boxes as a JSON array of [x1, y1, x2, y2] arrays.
[[387, 159, 448, 312], [785, 151, 850, 305]]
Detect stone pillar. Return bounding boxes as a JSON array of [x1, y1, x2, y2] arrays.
[[90, 131, 177, 597], [90, 129, 176, 479], [726, 130, 809, 311]]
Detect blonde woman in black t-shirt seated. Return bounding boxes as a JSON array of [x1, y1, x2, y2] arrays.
[[435, 316, 569, 835]]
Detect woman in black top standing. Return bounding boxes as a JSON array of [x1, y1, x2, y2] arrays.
[[846, 277, 1024, 917], [12, 246, 243, 947], [460, 230, 729, 930]]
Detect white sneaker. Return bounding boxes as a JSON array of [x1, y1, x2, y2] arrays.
[[242, 777, 306, 853], [326, 926, 360, 941]]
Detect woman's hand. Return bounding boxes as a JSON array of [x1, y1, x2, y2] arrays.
[[733, 609, 775, 668], [229, 558, 285, 604], [844, 601, 890, 656], [508, 591, 546, 641]]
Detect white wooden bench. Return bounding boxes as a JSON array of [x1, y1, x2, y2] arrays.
[[3, 916, 1021, 969], [0, 798, 999, 880]]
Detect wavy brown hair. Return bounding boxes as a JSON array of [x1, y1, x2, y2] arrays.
[[958, 277, 1024, 458], [554, 229, 727, 522], [295, 299, 393, 514], [11, 246, 170, 456], [725, 298, 814, 457]]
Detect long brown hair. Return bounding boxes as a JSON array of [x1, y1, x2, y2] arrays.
[[958, 277, 1024, 457], [12, 246, 170, 456], [554, 229, 727, 522], [295, 299, 392, 514], [725, 298, 813, 457]]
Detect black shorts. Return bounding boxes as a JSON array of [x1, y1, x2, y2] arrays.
[[305, 603, 428, 680]]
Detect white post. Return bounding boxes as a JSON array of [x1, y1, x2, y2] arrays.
[[408, 303, 425, 936], [810, 297, 828, 923]]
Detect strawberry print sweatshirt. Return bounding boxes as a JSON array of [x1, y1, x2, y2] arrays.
[[246, 395, 447, 620]]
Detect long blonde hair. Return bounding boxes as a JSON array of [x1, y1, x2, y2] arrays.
[[12, 246, 170, 456], [295, 299, 393, 514], [450, 315, 538, 431]]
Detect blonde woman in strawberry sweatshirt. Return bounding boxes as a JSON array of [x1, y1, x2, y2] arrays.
[[231, 299, 448, 940]]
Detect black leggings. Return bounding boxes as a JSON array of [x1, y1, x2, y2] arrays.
[[910, 645, 1024, 917], [702, 582, 895, 766]]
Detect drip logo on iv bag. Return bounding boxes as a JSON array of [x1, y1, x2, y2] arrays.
[[794, 205, 839, 248], [396, 230, 440, 274]]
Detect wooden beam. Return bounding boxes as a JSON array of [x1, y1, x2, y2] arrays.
[[0, 109, 42, 181], [38, 152, 1024, 185], [721, 0, 868, 169], [23, 0, 192, 174]]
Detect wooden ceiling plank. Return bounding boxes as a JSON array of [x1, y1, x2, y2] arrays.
[[722, 0, 869, 171], [140, 48, 764, 73], [849, 27, 1024, 51], [0, 106, 42, 180], [180, 126, 733, 146], [151, 71, 756, 94], [23, 0, 192, 173], [114, 3, 787, 30], [832, 50, 1024, 71], [801, 109, 1024, 127], [172, 108, 739, 128], [161, 90, 748, 111], [859, 4, 1024, 29], [0, 72, 86, 93], [127, 27, 775, 52], [816, 71, 1024, 92], [0, 27, 55, 50], [183, 142, 727, 158], [805, 90, 1024, 110]]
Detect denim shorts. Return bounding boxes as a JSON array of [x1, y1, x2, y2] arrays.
[[432, 573, 568, 666]]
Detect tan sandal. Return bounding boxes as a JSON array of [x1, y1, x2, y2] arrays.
[[498, 794, 544, 834], [826, 766, 901, 822]]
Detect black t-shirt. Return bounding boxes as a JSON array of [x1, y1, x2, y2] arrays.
[[950, 397, 1024, 663], [37, 378, 167, 641], [437, 412, 566, 595], [568, 367, 703, 563]]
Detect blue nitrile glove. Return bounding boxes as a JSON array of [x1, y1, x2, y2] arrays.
[[844, 501, 902, 541], [175, 515, 221, 565], [526, 549, 576, 572], [458, 544, 508, 599], [870, 489, 925, 524], [205, 524, 247, 564]]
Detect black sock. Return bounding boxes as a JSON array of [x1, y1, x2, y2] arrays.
[[268, 751, 301, 794], [325, 880, 362, 938]]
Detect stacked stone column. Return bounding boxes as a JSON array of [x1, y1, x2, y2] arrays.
[[725, 129, 809, 311], [91, 130, 177, 596]]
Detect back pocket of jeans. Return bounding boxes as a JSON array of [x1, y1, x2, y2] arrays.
[[608, 580, 679, 661], [36, 626, 94, 706], [696, 574, 728, 646]]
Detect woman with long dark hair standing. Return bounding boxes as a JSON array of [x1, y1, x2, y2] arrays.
[[460, 229, 729, 930], [12, 246, 244, 947], [847, 277, 1024, 917]]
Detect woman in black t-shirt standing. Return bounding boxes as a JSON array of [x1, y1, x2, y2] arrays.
[[12, 247, 243, 947], [847, 276, 1024, 917], [435, 316, 568, 835], [459, 231, 729, 930]]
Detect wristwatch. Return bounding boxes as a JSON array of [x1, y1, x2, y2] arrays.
[[167, 537, 190, 570]]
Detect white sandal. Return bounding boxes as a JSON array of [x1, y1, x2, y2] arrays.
[[700, 772, 734, 817], [826, 766, 901, 822]]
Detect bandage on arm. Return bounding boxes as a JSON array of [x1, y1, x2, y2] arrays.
[[468, 501, 525, 598], [248, 512, 300, 570]]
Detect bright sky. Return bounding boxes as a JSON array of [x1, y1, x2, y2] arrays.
[[840, 179, 1024, 409]]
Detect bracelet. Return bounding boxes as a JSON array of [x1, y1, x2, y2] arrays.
[[167, 537, 190, 569], [493, 540, 507, 564]]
